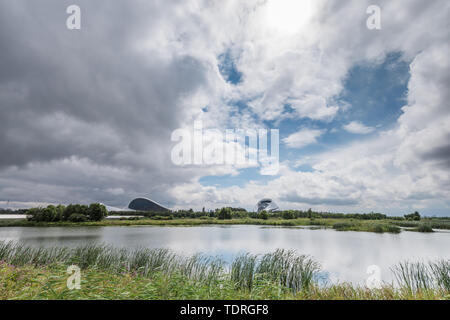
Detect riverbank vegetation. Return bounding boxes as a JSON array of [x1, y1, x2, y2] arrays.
[[0, 242, 448, 300], [0, 205, 449, 234], [26, 203, 107, 222]]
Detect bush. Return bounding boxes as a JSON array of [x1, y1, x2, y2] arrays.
[[332, 222, 355, 231], [370, 224, 401, 233], [26, 208, 44, 222], [258, 211, 269, 220], [63, 204, 88, 221], [416, 224, 434, 233], [150, 215, 173, 220], [404, 211, 421, 221], [27, 205, 64, 222], [87, 203, 107, 221], [26, 203, 107, 223], [218, 207, 232, 220], [282, 211, 295, 219], [67, 213, 88, 222], [231, 210, 247, 219]]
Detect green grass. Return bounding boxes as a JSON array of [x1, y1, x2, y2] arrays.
[[415, 224, 434, 233], [3, 216, 446, 234], [391, 260, 450, 292], [0, 242, 448, 300], [392, 219, 450, 231], [332, 221, 401, 233]]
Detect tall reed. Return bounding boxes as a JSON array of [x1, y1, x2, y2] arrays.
[[1, 241, 448, 295], [391, 260, 450, 292]]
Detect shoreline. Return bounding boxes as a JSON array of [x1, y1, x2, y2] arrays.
[[0, 217, 448, 234]]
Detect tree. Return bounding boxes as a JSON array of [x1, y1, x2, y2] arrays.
[[27, 205, 62, 222], [63, 204, 88, 221], [258, 210, 269, 220], [404, 211, 421, 221], [282, 211, 295, 219], [43, 205, 58, 222], [68, 213, 88, 222], [218, 207, 232, 220], [87, 203, 108, 221]]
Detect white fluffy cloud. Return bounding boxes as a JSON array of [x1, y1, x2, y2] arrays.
[[283, 128, 325, 149], [164, 0, 450, 215], [343, 121, 375, 134]]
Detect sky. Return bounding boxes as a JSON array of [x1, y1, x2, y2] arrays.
[[0, 0, 449, 216]]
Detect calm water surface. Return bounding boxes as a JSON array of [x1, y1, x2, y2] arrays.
[[0, 225, 448, 285]]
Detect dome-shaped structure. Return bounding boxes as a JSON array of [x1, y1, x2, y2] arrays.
[[255, 198, 279, 213], [128, 197, 170, 212]]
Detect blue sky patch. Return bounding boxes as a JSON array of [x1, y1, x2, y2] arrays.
[[218, 51, 243, 85], [201, 52, 410, 188]]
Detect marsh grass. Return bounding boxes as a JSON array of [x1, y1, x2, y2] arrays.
[[231, 253, 258, 290], [430, 260, 450, 291], [415, 224, 434, 232], [332, 222, 401, 233], [256, 249, 320, 292], [0, 241, 448, 299], [0, 242, 319, 294], [3, 217, 438, 233], [391, 260, 450, 293]]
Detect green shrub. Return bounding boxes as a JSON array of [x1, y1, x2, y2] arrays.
[[372, 224, 385, 233], [63, 204, 88, 221], [416, 224, 434, 233], [258, 211, 269, 220], [68, 213, 88, 222], [26, 208, 44, 222], [151, 215, 173, 220], [404, 211, 421, 221], [332, 222, 355, 231], [369, 224, 401, 233], [87, 203, 107, 221], [282, 211, 295, 219], [27, 205, 63, 222], [218, 207, 232, 220]]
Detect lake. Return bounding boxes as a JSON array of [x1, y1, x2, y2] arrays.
[[0, 225, 448, 285]]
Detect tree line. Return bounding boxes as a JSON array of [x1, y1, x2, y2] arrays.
[[26, 203, 107, 222]]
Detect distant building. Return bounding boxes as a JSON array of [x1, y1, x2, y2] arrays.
[[128, 197, 170, 212], [255, 198, 279, 213]]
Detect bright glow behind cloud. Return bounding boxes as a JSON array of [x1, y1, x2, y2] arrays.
[[264, 0, 313, 35]]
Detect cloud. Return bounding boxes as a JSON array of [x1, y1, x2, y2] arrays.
[[0, 0, 449, 216], [343, 121, 375, 134], [281, 193, 360, 206], [283, 128, 325, 149], [161, 1, 450, 215]]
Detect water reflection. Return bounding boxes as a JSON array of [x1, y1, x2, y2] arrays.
[[0, 225, 448, 285]]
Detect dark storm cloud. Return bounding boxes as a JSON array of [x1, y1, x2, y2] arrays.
[[0, 0, 224, 207], [0, 0, 208, 169], [422, 142, 450, 169], [281, 193, 360, 206]]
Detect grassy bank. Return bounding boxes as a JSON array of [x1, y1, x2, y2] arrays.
[[0, 242, 448, 300], [1, 216, 449, 234]]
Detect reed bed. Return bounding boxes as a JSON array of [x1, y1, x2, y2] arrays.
[[0, 242, 318, 293], [391, 260, 450, 292], [0, 241, 449, 299]]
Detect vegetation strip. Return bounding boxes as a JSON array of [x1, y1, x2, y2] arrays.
[[0, 242, 448, 300], [1, 205, 449, 233]]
